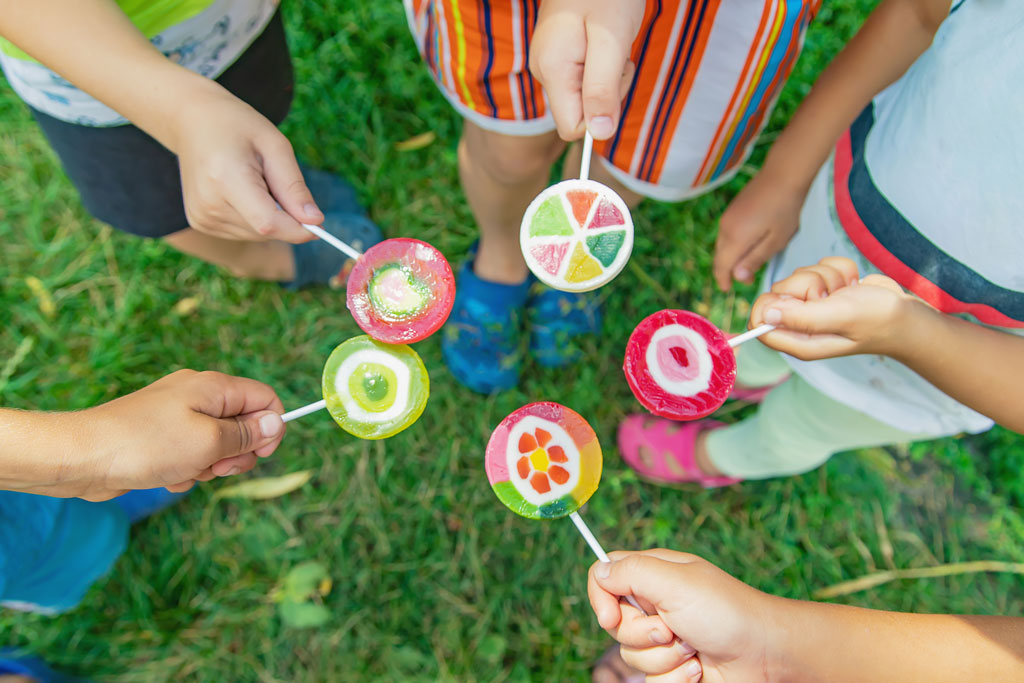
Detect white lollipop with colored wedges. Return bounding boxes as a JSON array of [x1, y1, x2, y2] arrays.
[[520, 133, 634, 292]]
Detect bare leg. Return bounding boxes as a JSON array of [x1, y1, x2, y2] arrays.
[[563, 142, 644, 208], [163, 228, 295, 282], [459, 122, 565, 284]]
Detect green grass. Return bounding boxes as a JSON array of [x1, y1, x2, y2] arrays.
[[2, 2, 1023, 680]]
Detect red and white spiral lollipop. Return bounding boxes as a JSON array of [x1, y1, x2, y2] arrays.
[[624, 309, 775, 420]]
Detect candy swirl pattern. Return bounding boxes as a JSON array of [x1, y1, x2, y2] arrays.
[[322, 335, 429, 439]]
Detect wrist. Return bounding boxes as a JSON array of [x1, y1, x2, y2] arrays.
[[879, 296, 937, 360], [139, 67, 236, 154]]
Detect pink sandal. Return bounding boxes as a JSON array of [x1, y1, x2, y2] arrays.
[[617, 415, 742, 489]]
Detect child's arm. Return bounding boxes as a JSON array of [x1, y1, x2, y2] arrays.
[[750, 257, 1024, 433], [713, 0, 952, 290], [588, 549, 1024, 683], [0, 370, 286, 500], [529, 0, 645, 140], [0, 0, 322, 243]]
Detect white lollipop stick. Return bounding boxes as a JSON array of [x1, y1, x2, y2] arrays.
[[569, 511, 647, 614], [282, 399, 327, 423], [579, 131, 595, 182], [300, 223, 362, 261], [727, 323, 776, 348]]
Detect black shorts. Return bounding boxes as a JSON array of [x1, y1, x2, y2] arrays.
[[30, 10, 293, 238]]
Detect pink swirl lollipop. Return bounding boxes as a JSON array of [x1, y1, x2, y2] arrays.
[[624, 309, 777, 420], [346, 238, 455, 344], [624, 309, 737, 420]]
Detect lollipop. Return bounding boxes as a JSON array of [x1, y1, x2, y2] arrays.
[[519, 134, 634, 292], [280, 335, 429, 440], [346, 238, 455, 344], [486, 402, 645, 611], [624, 309, 775, 420], [486, 402, 602, 520], [300, 224, 454, 343]]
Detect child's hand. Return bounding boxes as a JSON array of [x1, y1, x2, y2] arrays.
[[530, 0, 644, 140], [168, 85, 323, 243], [713, 168, 806, 291], [63, 370, 287, 500], [750, 256, 919, 359], [588, 550, 778, 682]]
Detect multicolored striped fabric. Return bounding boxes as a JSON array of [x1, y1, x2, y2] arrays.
[[404, 0, 819, 199]]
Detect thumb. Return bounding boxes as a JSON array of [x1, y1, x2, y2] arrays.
[[209, 409, 285, 459], [259, 136, 324, 227], [594, 554, 689, 611]]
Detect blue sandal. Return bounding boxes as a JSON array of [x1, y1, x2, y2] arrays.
[[527, 285, 603, 367], [282, 166, 383, 290], [441, 245, 532, 393]]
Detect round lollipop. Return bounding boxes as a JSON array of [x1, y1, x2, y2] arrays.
[[486, 402, 602, 520], [299, 224, 454, 344], [346, 238, 455, 344], [520, 134, 634, 292], [485, 401, 645, 612], [280, 335, 429, 440], [322, 335, 429, 439], [624, 309, 776, 420]]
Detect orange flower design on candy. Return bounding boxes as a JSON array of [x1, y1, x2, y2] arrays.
[[515, 428, 571, 494]]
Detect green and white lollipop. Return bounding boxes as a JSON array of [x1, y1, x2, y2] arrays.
[[281, 335, 429, 440]]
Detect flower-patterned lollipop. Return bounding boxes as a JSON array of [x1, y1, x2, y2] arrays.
[[486, 402, 602, 520], [485, 401, 647, 612]]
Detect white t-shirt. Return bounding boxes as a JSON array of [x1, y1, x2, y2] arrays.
[[0, 0, 278, 126], [769, 0, 1024, 435]]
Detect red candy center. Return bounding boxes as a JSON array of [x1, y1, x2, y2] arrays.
[[669, 346, 689, 368], [655, 335, 699, 382]]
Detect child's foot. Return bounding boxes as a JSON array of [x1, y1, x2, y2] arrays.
[[617, 415, 742, 488], [112, 486, 191, 523], [442, 247, 532, 393], [282, 166, 383, 290], [528, 285, 603, 367]]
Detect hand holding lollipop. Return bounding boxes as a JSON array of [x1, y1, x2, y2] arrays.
[[486, 402, 644, 612], [520, 133, 634, 292]]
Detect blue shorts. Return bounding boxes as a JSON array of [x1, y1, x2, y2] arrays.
[[29, 10, 293, 239], [0, 492, 128, 614]]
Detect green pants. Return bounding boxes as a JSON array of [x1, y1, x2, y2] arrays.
[[706, 342, 936, 479]]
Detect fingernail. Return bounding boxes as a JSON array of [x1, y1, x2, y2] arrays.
[[735, 266, 752, 281], [685, 658, 702, 678], [303, 203, 323, 219], [765, 308, 782, 324], [225, 467, 241, 477], [595, 561, 611, 579], [677, 640, 696, 656], [588, 116, 615, 139], [259, 413, 284, 438], [649, 629, 670, 645]]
